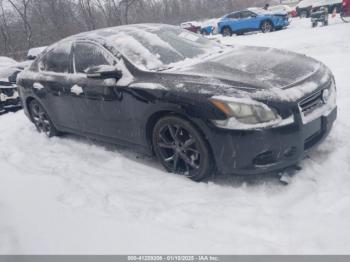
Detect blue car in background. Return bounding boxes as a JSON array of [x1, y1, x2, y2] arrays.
[[218, 8, 290, 36]]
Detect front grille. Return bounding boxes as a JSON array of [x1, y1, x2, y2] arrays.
[[0, 88, 15, 97], [1, 97, 21, 107], [299, 90, 323, 116]]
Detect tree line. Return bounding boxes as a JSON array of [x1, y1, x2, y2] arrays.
[[0, 0, 267, 60]]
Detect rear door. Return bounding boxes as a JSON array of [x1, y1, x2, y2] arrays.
[[34, 41, 81, 130], [225, 12, 241, 31]]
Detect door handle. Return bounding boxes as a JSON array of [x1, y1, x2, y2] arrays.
[[33, 82, 44, 90], [71, 85, 84, 95]]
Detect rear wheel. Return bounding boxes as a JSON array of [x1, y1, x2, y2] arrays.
[[152, 116, 213, 181], [260, 20, 273, 33], [29, 100, 58, 137]]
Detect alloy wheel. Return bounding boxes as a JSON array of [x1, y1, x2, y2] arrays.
[[222, 27, 232, 37], [30, 101, 55, 137], [261, 21, 273, 33], [152, 116, 213, 181], [157, 124, 200, 175]]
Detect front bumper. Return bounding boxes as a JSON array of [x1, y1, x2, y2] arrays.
[[0, 88, 22, 112], [206, 107, 337, 175], [275, 18, 290, 27]]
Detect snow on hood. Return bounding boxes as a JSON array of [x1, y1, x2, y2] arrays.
[[166, 45, 331, 102], [0, 56, 17, 67]]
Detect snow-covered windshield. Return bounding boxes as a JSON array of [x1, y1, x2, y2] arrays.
[[111, 26, 223, 70]]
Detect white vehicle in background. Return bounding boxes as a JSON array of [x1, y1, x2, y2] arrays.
[[296, 0, 343, 17], [269, 4, 298, 17]]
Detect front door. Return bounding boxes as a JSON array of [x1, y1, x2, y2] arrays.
[[70, 41, 129, 141]]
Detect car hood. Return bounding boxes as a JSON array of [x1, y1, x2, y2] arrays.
[[162, 46, 331, 102]]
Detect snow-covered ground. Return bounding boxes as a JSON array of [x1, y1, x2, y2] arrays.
[[1, 17, 350, 254]]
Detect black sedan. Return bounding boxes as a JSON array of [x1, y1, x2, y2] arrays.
[[17, 24, 337, 181]]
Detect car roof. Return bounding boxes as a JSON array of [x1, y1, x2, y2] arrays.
[[64, 23, 175, 44]]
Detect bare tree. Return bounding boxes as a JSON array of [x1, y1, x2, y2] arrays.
[[0, 0, 12, 54], [7, 0, 33, 49], [78, 0, 98, 30], [0, 0, 269, 60]]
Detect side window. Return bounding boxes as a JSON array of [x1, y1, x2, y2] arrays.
[[39, 42, 71, 73], [227, 12, 240, 19], [240, 11, 253, 18], [74, 43, 112, 74]]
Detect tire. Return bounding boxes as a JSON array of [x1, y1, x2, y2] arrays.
[[312, 21, 317, 27], [29, 100, 58, 137], [260, 20, 273, 33], [221, 27, 232, 37], [152, 115, 213, 181]]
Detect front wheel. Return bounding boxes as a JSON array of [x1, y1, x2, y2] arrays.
[[260, 20, 273, 33], [221, 27, 232, 37], [152, 116, 213, 181], [29, 100, 58, 137]]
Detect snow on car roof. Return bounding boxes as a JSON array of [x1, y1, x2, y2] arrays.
[[58, 24, 222, 71]]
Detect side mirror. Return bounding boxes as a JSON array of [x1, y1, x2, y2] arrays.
[[86, 65, 122, 80]]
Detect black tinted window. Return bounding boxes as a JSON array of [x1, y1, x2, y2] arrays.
[[227, 12, 240, 19], [74, 43, 111, 73], [240, 11, 254, 18], [39, 42, 71, 73]]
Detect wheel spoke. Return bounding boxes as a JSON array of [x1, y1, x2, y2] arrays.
[[185, 147, 200, 154], [179, 152, 199, 169], [173, 153, 179, 170], [158, 142, 173, 149], [164, 155, 175, 162], [167, 125, 177, 141], [183, 137, 195, 148]]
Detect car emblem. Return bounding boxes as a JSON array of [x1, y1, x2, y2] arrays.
[[322, 89, 330, 104]]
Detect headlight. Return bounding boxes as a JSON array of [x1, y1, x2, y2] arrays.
[[210, 96, 294, 130]]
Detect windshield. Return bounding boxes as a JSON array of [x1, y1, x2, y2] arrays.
[[111, 26, 224, 70]]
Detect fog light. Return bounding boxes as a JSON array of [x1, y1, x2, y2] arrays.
[[322, 89, 330, 103], [253, 151, 275, 166], [283, 147, 297, 158]]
